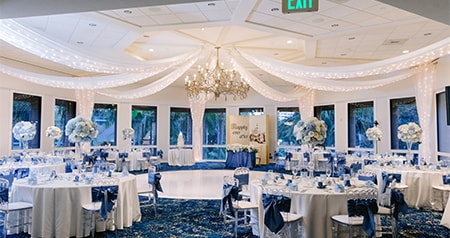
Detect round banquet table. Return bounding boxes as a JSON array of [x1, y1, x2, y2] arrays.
[[11, 172, 141, 238], [365, 165, 444, 209], [0, 162, 66, 174], [250, 178, 348, 238]]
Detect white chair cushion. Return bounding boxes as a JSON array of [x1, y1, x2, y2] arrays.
[[0, 202, 33, 211], [233, 200, 258, 210], [82, 202, 102, 211], [378, 206, 391, 215], [282, 212, 303, 222]]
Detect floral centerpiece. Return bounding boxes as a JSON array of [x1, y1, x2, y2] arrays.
[[226, 143, 258, 153], [122, 128, 135, 140], [397, 122, 422, 165], [293, 117, 327, 146], [366, 122, 382, 155], [65, 116, 98, 143], [45, 126, 62, 140], [12, 121, 36, 149]]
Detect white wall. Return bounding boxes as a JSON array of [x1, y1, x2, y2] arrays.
[[1, 54, 450, 161]]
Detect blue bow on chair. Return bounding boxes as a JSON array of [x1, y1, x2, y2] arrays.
[[0, 187, 8, 203], [118, 152, 128, 162], [391, 190, 408, 219], [91, 186, 119, 220], [142, 152, 151, 158], [381, 172, 401, 193], [220, 184, 241, 216], [157, 150, 164, 159], [285, 152, 293, 161], [442, 174, 450, 185], [14, 168, 30, 179], [348, 198, 378, 238], [83, 155, 96, 165], [262, 194, 291, 234], [148, 173, 163, 200], [358, 175, 377, 184]]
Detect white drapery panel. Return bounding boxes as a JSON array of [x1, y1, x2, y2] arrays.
[[237, 49, 419, 92], [237, 38, 450, 79], [415, 62, 437, 163], [230, 56, 310, 102], [75, 89, 95, 119], [189, 93, 213, 162], [96, 53, 200, 99], [297, 90, 315, 119], [0, 49, 202, 90], [0, 19, 202, 74]]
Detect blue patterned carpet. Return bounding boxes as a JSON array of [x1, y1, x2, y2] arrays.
[[2, 162, 450, 237]]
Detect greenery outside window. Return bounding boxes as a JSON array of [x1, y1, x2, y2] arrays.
[[132, 105, 157, 146], [54, 99, 76, 147], [12, 93, 42, 149], [203, 108, 226, 160], [170, 107, 192, 146], [277, 107, 301, 147], [314, 105, 335, 148], [348, 101, 373, 149], [92, 103, 117, 146], [239, 107, 264, 116], [390, 97, 419, 150]]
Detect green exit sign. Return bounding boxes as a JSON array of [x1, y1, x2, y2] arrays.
[[282, 0, 319, 13]]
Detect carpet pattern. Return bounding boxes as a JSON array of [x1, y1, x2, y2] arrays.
[[1, 162, 449, 237]]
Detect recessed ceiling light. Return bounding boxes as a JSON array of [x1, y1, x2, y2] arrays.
[[402, 50, 409, 54], [271, 8, 279, 11], [312, 18, 324, 23], [331, 23, 339, 27], [143, 35, 150, 38], [348, 37, 355, 40], [201, 28, 205, 31], [322, 62, 327, 65], [207, 3, 216, 7], [424, 32, 432, 36], [123, 10, 132, 14], [76, 41, 84, 44], [274, 53, 279, 56], [88, 23, 96, 27], [340, 53, 347, 56], [148, 49, 154, 52], [287, 40, 293, 44]]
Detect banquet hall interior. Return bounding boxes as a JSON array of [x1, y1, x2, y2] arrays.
[[1, 0, 450, 237]]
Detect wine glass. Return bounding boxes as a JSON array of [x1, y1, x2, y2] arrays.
[[326, 166, 332, 178], [79, 163, 86, 177]]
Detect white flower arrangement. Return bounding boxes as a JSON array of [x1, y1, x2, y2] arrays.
[[65, 116, 98, 143], [293, 117, 327, 145], [365, 127, 382, 141], [397, 122, 422, 143], [226, 143, 258, 153], [45, 126, 62, 139], [12, 121, 37, 141], [122, 128, 135, 140]]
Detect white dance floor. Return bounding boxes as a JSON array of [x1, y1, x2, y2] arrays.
[[136, 170, 267, 200]]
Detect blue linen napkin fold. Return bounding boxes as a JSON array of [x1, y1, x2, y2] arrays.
[[142, 152, 151, 158], [14, 167, 30, 179], [118, 152, 128, 162], [358, 175, 377, 185], [350, 163, 362, 174], [285, 152, 293, 161], [91, 185, 119, 220], [148, 173, 163, 200], [443, 175, 450, 185]]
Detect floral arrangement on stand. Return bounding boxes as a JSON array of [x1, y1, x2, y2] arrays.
[[65, 116, 98, 143], [397, 122, 422, 165], [12, 121, 37, 149], [365, 121, 382, 156], [293, 117, 327, 146], [226, 143, 258, 153], [122, 128, 135, 140], [45, 126, 62, 140]]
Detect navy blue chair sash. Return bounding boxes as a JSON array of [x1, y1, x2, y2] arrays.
[[91, 185, 119, 220], [0, 187, 9, 203], [347, 198, 378, 238], [262, 194, 285, 233], [220, 184, 241, 215], [148, 173, 163, 200]]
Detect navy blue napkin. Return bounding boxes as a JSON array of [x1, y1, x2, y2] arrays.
[[358, 175, 377, 185], [91, 185, 119, 220], [14, 167, 30, 179], [0, 187, 8, 203], [443, 175, 450, 185], [350, 163, 362, 174]]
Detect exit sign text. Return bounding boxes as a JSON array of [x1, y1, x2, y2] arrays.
[[282, 0, 319, 13]]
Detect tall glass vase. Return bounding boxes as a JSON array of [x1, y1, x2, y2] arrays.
[[20, 140, 29, 150], [406, 141, 414, 166], [75, 142, 87, 161]]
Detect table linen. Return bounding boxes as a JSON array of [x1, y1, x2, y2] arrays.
[[168, 149, 194, 166]]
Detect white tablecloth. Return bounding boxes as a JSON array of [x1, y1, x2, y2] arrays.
[[168, 149, 194, 166], [441, 196, 450, 229], [108, 151, 145, 171], [250, 180, 347, 238], [365, 165, 444, 209], [0, 162, 66, 175], [11, 173, 141, 238]]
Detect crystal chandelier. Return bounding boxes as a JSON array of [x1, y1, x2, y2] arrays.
[[184, 47, 250, 100]]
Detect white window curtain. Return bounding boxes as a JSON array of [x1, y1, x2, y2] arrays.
[[189, 93, 213, 161]]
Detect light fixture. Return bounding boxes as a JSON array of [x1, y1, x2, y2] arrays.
[[184, 46, 249, 100]]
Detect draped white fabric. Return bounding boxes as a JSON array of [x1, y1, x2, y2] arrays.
[[75, 89, 95, 119], [189, 93, 213, 162], [415, 63, 437, 163], [297, 90, 315, 119], [0, 19, 201, 74]]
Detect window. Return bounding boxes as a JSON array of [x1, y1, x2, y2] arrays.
[[277, 107, 301, 147], [348, 101, 373, 148], [239, 107, 264, 116], [54, 99, 76, 147], [314, 105, 335, 147], [170, 107, 192, 146], [131, 105, 157, 146], [12, 93, 41, 149], [91, 103, 117, 146], [203, 108, 226, 160], [390, 97, 419, 150], [437, 92, 450, 154]]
